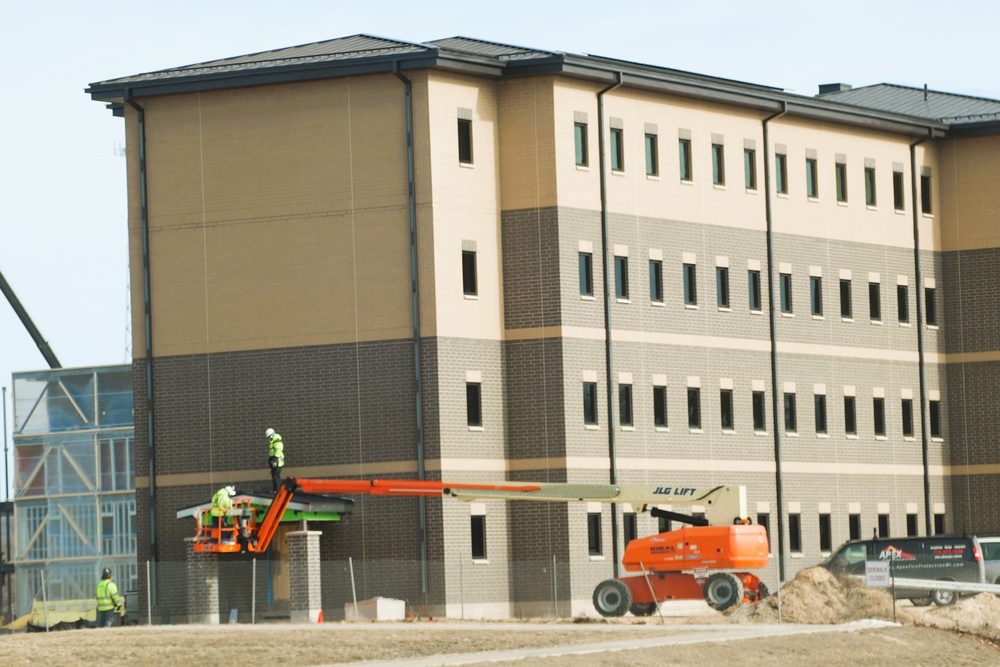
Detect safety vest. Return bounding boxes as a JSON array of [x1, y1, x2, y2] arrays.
[[96, 578, 121, 612], [268, 434, 285, 467], [210, 487, 233, 517]]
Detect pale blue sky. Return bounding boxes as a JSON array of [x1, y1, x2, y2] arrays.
[[2, 0, 998, 489]]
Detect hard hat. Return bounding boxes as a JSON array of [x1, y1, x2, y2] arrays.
[[265, 428, 275, 438], [225, 485, 236, 495], [102, 568, 112, 579]]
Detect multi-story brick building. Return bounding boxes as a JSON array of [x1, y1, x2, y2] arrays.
[[87, 35, 1000, 618]]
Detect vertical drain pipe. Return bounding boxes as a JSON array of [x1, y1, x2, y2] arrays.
[[124, 90, 158, 570], [597, 72, 623, 576], [394, 63, 427, 591], [909, 130, 932, 535], [762, 101, 787, 581]]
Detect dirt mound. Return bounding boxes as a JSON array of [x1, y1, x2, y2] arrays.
[[904, 593, 1000, 640]]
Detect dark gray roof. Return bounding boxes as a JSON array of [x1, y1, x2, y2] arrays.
[[819, 83, 1000, 124], [426, 36, 556, 61]]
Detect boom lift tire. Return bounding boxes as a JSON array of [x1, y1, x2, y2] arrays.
[[593, 579, 632, 617], [703, 572, 744, 611], [629, 602, 657, 617]]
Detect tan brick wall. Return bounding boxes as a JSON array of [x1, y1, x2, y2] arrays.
[[938, 133, 1000, 252]]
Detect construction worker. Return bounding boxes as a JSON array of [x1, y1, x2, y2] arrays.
[[266, 428, 285, 492], [95, 568, 123, 628], [210, 485, 237, 543]]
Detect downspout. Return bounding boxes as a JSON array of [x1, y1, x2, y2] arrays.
[[597, 72, 623, 576], [394, 63, 428, 591], [124, 90, 158, 567], [762, 101, 787, 581], [909, 130, 932, 535]]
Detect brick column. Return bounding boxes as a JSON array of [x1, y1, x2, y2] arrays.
[[287, 530, 323, 623], [185, 537, 220, 624]]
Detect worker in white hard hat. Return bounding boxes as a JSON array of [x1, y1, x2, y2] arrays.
[[210, 485, 237, 543], [266, 428, 285, 493]]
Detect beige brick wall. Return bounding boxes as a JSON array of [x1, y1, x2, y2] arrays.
[[938, 133, 1000, 252]]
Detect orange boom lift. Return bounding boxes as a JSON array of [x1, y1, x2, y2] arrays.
[[190, 477, 769, 614]]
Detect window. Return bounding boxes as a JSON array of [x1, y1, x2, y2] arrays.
[[878, 514, 890, 538], [752, 390, 766, 432], [789, 513, 802, 553], [619, 384, 633, 427], [890, 400, 910, 443], [649, 260, 663, 302], [934, 513, 945, 535], [645, 133, 658, 176], [611, 127, 624, 172], [583, 382, 598, 426], [687, 387, 701, 429], [865, 167, 877, 206], [835, 162, 848, 202], [624, 512, 637, 547], [574, 122, 588, 167], [815, 394, 827, 434], [653, 386, 668, 428], [869, 281, 881, 321], [784, 392, 797, 433], [757, 513, 770, 542], [466, 382, 482, 427], [840, 279, 852, 319], [716, 267, 730, 308], [874, 397, 886, 437], [844, 396, 857, 435], [925, 287, 937, 326], [587, 511, 602, 555], [658, 515, 672, 534], [806, 157, 818, 198], [893, 170, 905, 210], [810, 276, 823, 316], [458, 118, 473, 164], [780, 273, 793, 314], [920, 173, 932, 214], [897, 284, 909, 324], [712, 143, 725, 185], [819, 513, 832, 551], [849, 513, 862, 540], [679, 137, 693, 181], [615, 256, 629, 299], [929, 399, 941, 438], [462, 250, 477, 296], [683, 263, 697, 305], [748, 270, 762, 311], [471, 514, 486, 559], [720, 388, 734, 431], [579, 252, 593, 296], [744, 148, 757, 189], [775, 153, 788, 194], [907, 513, 918, 536]]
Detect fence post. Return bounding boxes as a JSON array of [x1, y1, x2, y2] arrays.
[[41, 570, 48, 632], [348, 557, 358, 621], [252, 558, 257, 625], [552, 554, 557, 618], [146, 560, 152, 625], [459, 555, 464, 620]]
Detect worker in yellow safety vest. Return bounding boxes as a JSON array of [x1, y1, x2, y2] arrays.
[[210, 485, 237, 543], [96, 568, 123, 628], [266, 428, 285, 492]]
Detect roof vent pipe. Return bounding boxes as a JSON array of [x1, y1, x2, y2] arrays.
[[818, 83, 852, 96]]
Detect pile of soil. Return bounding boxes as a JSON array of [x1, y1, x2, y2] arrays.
[[906, 592, 1000, 640]]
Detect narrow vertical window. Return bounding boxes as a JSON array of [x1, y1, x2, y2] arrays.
[[748, 270, 762, 311], [574, 122, 588, 167], [619, 384, 633, 427], [897, 284, 909, 323], [683, 263, 697, 305], [658, 515, 672, 534], [645, 133, 658, 176], [624, 512, 637, 547], [614, 256, 629, 299], [920, 173, 932, 213], [810, 276, 822, 316], [610, 128, 624, 172], [869, 281, 881, 321], [814, 394, 827, 434], [579, 252, 593, 296], [893, 171, 905, 210], [835, 161, 848, 202], [687, 388, 701, 429], [757, 513, 770, 541], [583, 382, 598, 426], [934, 513, 945, 535], [840, 279, 852, 319], [679, 138, 693, 181], [649, 260, 663, 303], [720, 388, 734, 431], [901, 398, 914, 437], [878, 514, 890, 538], [874, 397, 886, 436], [457, 118, 473, 164], [744, 148, 757, 190], [784, 392, 797, 433], [844, 396, 857, 435], [775, 153, 788, 194], [819, 513, 832, 552], [806, 157, 819, 198], [925, 287, 937, 325], [779, 273, 793, 314], [929, 399, 941, 438], [906, 513, 918, 537], [865, 166, 877, 206], [653, 386, 668, 428], [849, 513, 862, 541], [471, 514, 487, 559], [712, 143, 725, 185], [466, 382, 482, 427], [587, 512, 602, 555], [789, 513, 802, 553], [752, 390, 766, 432], [462, 250, 478, 296], [716, 266, 730, 308]]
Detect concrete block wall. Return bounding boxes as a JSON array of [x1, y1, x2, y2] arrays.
[[288, 530, 322, 623]]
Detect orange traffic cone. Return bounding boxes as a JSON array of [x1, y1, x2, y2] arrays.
[[317, 610, 324, 624]]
